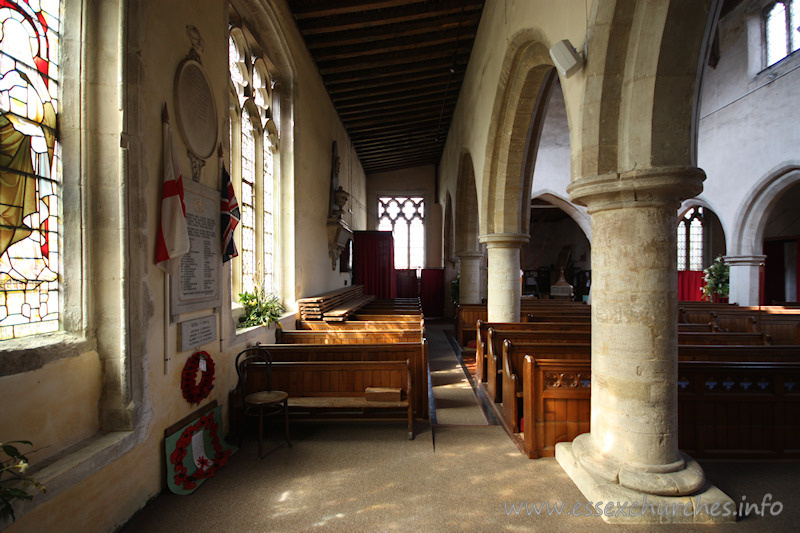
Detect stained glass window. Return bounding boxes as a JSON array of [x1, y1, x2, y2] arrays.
[[0, 0, 60, 340], [228, 28, 277, 307], [677, 206, 703, 272], [378, 196, 425, 272]]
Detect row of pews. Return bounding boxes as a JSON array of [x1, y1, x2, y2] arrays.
[[235, 291, 427, 439], [462, 300, 800, 460]]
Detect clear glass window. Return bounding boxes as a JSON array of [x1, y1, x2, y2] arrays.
[[378, 196, 425, 272]]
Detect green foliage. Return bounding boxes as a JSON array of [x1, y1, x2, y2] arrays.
[[450, 276, 459, 305], [702, 256, 729, 301], [238, 287, 285, 328], [1, 440, 45, 522]]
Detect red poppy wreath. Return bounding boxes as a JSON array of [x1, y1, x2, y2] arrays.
[[181, 351, 215, 404]]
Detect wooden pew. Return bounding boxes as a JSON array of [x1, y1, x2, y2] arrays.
[[270, 360, 414, 439], [251, 343, 429, 419], [521, 356, 590, 458], [474, 320, 717, 382], [508, 349, 800, 459], [296, 319, 424, 332], [276, 328, 424, 344], [490, 339, 591, 404], [474, 320, 591, 383], [353, 313, 422, 322]]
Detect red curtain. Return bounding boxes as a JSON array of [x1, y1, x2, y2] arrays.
[[395, 269, 419, 298], [420, 268, 444, 317], [353, 231, 396, 298], [678, 270, 704, 301]]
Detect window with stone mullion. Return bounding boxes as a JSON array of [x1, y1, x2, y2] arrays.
[[765, 0, 800, 66]]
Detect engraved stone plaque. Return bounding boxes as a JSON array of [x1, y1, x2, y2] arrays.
[[174, 59, 218, 159], [178, 315, 217, 352], [170, 180, 221, 317]]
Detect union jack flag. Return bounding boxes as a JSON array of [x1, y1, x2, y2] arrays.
[[220, 165, 239, 263]]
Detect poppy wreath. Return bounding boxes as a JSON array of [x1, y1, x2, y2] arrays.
[[180, 351, 215, 404], [169, 411, 232, 491]]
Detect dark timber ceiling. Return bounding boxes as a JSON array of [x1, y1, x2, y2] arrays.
[[286, 0, 485, 174]]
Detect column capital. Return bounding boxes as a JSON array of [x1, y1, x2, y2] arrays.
[[455, 250, 485, 259], [723, 254, 766, 266], [478, 232, 529, 248], [567, 166, 705, 214]]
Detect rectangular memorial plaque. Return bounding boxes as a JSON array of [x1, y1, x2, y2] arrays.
[[170, 180, 222, 317], [178, 315, 218, 352]]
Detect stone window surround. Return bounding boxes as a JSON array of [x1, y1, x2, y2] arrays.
[[227, 25, 282, 335], [746, 0, 800, 78]]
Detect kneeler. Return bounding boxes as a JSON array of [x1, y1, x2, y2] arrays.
[[164, 401, 237, 494]]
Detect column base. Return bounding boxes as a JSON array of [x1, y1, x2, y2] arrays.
[[556, 442, 736, 524]]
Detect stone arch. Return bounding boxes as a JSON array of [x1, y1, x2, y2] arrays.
[[481, 31, 554, 236], [443, 192, 455, 263], [454, 152, 479, 253], [678, 197, 727, 269], [576, 0, 721, 179], [531, 191, 591, 242], [731, 162, 800, 257]]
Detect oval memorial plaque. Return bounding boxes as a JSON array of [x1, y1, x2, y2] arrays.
[[174, 59, 218, 159]]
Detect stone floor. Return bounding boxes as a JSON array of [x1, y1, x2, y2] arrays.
[[120, 324, 800, 532]]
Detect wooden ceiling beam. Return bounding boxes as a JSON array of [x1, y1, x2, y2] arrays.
[[304, 12, 481, 49], [318, 45, 474, 75], [293, 2, 483, 35], [344, 104, 456, 129], [338, 95, 459, 118], [331, 78, 454, 105], [311, 28, 475, 62], [289, 0, 429, 20]]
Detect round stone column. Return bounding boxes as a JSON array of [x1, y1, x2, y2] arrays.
[[456, 251, 484, 305], [725, 255, 765, 306], [479, 233, 528, 322], [566, 167, 706, 496]]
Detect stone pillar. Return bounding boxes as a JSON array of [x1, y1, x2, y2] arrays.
[[725, 255, 765, 306], [557, 167, 734, 523], [456, 251, 484, 305], [479, 233, 528, 322]]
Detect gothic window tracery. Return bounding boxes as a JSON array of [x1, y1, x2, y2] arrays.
[[228, 28, 277, 300], [378, 196, 425, 272]]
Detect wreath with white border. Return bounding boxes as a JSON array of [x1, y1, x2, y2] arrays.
[[181, 351, 215, 404]]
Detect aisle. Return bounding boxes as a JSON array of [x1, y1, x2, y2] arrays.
[[426, 323, 496, 426]]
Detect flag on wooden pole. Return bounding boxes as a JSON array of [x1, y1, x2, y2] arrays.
[[155, 115, 190, 271], [220, 165, 239, 263]]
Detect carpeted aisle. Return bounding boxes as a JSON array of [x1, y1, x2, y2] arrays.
[[426, 323, 492, 426]]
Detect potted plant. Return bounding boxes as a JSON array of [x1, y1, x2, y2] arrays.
[[1, 440, 45, 522], [702, 255, 729, 302], [238, 286, 285, 328]]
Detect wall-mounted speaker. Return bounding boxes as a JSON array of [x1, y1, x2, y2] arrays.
[[549, 39, 584, 78]]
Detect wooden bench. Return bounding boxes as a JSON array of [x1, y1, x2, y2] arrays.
[[253, 342, 428, 419], [296, 319, 424, 332], [352, 313, 423, 322], [276, 328, 425, 344], [485, 330, 592, 402], [503, 348, 800, 459], [244, 359, 414, 439]]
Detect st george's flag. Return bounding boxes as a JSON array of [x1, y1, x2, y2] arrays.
[[155, 121, 190, 271], [220, 165, 240, 263]]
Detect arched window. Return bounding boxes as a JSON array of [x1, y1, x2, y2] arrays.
[[678, 206, 704, 271], [378, 196, 425, 272], [0, 0, 60, 340], [228, 28, 278, 303], [765, 0, 799, 66]]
